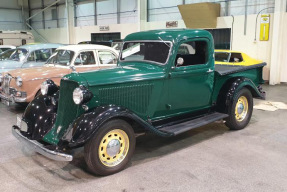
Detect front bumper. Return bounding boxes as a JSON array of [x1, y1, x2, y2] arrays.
[[12, 125, 73, 161], [0, 92, 26, 104]]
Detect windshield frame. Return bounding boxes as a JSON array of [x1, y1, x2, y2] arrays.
[[45, 49, 76, 66], [215, 52, 231, 62], [119, 40, 173, 66], [9, 48, 28, 62]]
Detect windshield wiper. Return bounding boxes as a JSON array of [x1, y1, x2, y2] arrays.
[[158, 36, 170, 48]]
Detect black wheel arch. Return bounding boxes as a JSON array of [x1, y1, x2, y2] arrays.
[[216, 77, 263, 113], [62, 105, 170, 148]]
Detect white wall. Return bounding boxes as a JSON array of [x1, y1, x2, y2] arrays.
[[33, 23, 138, 44]]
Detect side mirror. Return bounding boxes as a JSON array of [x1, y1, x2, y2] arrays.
[[176, 57, 184, 67]]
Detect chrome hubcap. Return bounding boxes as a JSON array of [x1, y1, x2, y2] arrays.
[[106, 139, 121, 157], [237, 103, 244, 114]]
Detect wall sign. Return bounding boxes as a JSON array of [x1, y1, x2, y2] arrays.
[[99, 26, 110, 31], [166, 21, 178, 28], [260, 14, 270, 41]]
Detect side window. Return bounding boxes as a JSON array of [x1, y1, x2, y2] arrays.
[[34, 49, 52, 62], [98, 51, 117, 64], [27, 51, 35, 62], [74, 51, 96, 66], [230, 53, 243, 62], [176, 41, 208, 67]]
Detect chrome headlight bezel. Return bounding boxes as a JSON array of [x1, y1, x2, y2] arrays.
[[40, 79, 58, 96], [73, 88, 83, 105], [72, 86, 93, 105], [16, 76, 23, 87], [41, 81, 49, 95]]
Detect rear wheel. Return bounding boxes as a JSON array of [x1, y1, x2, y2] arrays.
[[84, 119, 135, 176], [225, 88, 253, 130]]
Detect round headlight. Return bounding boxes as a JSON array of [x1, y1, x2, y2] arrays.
[[0, 74, 3, 83], [73, 88, 84, 105], [16, 76, 23, 87], [41, 81, 49, 95]]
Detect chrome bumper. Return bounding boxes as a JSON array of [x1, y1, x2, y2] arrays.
[[12, 126, 73, 161], [0, 92, 26, 103]]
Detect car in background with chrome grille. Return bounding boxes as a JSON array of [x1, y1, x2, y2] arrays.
[[0, 44, 118, 105], [13, 29, 266, 176]]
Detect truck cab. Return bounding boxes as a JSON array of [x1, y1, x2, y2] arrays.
[[13, 29, 266, 176]]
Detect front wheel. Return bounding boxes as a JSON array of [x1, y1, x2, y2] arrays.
[[225, 88, 253, 130], [84, 119, 135, 176]]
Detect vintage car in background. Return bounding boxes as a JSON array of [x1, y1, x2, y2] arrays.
[[0, 44, 118, 105], [0, 43, 62, 73], [215, 50, 263, 66], [0, 48, 16, 61], [13, 29, 266, 176], [0, 45, 16, 53]]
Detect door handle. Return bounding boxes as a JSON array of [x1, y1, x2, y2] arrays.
[[207, 69, 214, 73]]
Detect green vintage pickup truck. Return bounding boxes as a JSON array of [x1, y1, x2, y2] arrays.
[[13, 29, 266, 176]]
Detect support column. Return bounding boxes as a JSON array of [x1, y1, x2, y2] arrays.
[[138, 0, 147, 31], [66, 0, 75, 44], [269, 0, 287, 84]]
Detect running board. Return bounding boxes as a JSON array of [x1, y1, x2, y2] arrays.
[[158, 112, 229, 136]]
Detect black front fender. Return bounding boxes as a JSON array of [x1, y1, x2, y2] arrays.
[[62, 105, 170, 148]]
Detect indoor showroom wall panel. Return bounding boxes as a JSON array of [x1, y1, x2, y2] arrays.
[[279, 13, 287, 83], [74, 23, 138, 43], [29, 0, 41, 9], [30, 9, 43, 29], [96, 0, 117, 25], [119, 0, 138, 24], [76, 1, 95, 26], [148, 0, 182, 21], [229, 0, 275, 16], [0, 9, 24, 30], [120, 12, 138, 24], [58, 4, 67, 28], [44, 8, 57, 29], [33, 28, 68, 44]]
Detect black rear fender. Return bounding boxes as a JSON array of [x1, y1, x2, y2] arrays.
[[216, 77, 265, 113]]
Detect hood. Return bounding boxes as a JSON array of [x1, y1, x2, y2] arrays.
[[0, 60, 22, 71], [71, 63, 166, 87], [5, 65, 70, 81]]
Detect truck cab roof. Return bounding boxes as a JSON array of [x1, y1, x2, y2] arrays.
[[124, 29, 213, 43]]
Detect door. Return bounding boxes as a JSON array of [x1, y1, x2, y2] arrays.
[[167, 39, 214, 116]]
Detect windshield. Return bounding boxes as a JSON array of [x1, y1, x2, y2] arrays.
[[0, 49, 16, 61], [46, 50, 75, 66], [9, 48, 28, 61], [120, 41, 171, 64], [112, 42, 123, 51], [215, 52, 230, 62]]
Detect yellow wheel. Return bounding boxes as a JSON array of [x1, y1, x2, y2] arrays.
[[225, 88, 253, 130], [98, 129, 129, 167], [84, 119, 135, 176], [235, 96, 248, 122]]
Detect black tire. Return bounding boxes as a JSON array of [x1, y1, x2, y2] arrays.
[[225, 88, 253, 130], [84, 119, 135, 176]]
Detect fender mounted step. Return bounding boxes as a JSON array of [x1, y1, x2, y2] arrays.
[[158, 112, 228, 136]]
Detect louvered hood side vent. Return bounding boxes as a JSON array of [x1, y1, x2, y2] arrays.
[[99, 84, 154, 114]]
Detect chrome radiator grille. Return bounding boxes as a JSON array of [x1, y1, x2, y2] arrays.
[[2, 74, 12, 94]]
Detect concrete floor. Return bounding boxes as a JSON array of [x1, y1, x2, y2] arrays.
[[0, 84, 286, 192]]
